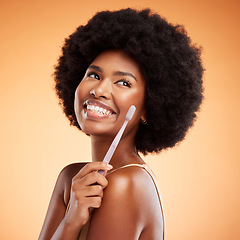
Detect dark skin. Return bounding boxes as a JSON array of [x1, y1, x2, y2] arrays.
[[39, 50, 163, 240]]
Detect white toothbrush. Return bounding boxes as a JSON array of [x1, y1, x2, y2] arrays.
[[98, 105, 136, 175]]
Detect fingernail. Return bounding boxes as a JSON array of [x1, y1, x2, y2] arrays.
[[107, 163, 113, 169]]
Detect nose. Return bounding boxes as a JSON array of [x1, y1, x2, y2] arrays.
[[90, 79, 112, 99]]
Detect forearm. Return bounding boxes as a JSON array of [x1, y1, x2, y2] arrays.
[[50, 218, 83, 240], [40, 162, 111, 240]]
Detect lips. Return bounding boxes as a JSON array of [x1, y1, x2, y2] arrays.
[[83, 100, 116, 117]]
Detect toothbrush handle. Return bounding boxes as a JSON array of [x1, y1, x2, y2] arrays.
[[97, 105, 136, 176], [103, 120, 128, 163], [98, 120, 128, 175]]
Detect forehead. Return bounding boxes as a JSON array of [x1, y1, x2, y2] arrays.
[[90, 50, 145, 81]]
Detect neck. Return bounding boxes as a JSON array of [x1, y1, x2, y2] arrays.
[[90, 134, 144, 170]]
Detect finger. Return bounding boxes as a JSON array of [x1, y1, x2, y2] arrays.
[[85, 185, 103, 198], [72, 186, 103, 203], [74, 162, 113, 179], [86, 196, 102, 209], [80, 171, 108, 188], [71, 171, 108, 194]]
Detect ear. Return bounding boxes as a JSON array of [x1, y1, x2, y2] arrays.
[[140, 109, 147, 124]]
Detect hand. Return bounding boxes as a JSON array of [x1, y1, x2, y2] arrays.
[[64, 162, 113, 230]]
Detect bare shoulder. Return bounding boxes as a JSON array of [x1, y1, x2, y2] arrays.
[[106, 165, 164, 239], [59, 162, 87, 205], [57, 162, 86, 190], [87, 165, 163, 239], [59, 162, 86, 181], [106, 165, 160, 208], [106, 165, 150, 193], [38, 162, 88, 239]]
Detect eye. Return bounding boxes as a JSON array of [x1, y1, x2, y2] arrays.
[[87, 72, 100, 80], [116, 79, 132, 88]]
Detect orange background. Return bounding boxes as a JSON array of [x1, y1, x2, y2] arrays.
[[0, 0, 239, 239]]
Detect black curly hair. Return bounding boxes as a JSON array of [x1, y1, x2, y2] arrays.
[[54, 8, 204, 155]]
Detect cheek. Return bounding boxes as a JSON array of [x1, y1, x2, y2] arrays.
[[115, 88, 145, 117], [74, 81, 87, 104], [74, 86, 80, 122], [74, 83, 85, 118], [131, 89, 145, 120]]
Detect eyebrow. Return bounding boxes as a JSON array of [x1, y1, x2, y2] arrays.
[[88, 65, 137, 81], [88, 65, 102, 72], [113, 71, 137, 81]]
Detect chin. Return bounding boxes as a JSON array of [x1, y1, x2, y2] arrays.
[[80, 122, 118, 138]]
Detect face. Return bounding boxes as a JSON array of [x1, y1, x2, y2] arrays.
[[74, 50, 146, 138]]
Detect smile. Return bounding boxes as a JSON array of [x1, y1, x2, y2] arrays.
[[83, 100, 116, 117], [86, 104, 112, 115]]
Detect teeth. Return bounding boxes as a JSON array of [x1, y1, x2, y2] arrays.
[[86, 104, 112, 115]]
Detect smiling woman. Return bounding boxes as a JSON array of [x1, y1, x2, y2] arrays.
[[74, 50, 146, 137], [38, 8, 203, 240]]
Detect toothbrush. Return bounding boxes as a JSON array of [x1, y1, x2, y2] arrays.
[[98, 105, 136, 175]]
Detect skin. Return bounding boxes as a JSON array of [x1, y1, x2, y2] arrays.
[[39, 50, 163, 240]]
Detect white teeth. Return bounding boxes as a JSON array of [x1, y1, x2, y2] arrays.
[[86, 104, 112, 115]]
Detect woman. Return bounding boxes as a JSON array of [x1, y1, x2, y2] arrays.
[[39, 8, 204, 240]]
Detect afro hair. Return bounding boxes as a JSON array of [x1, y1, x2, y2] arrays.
[[54, 8, 204, 155]]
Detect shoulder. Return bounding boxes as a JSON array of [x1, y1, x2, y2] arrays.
[[59, 162, 86, 179], [106, 165, 148, 193], [105, 165, 160, 221], [57, 162, 87, 205], [106, 165, 163, 224], [87, 165, 161, 239], [106, 165, 158, 204], [87, 166, 147, 238], [57, 162, 87, 187], [106, 165, 164, 237], [38, 162, 88, 239]]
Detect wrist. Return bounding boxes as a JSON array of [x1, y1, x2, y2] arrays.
[[50, 217, 82, 240], [62, 214, 85, 234]]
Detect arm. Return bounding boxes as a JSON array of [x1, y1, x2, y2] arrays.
[[86, 167, 146, 240], [38, 162, 112, 240]]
